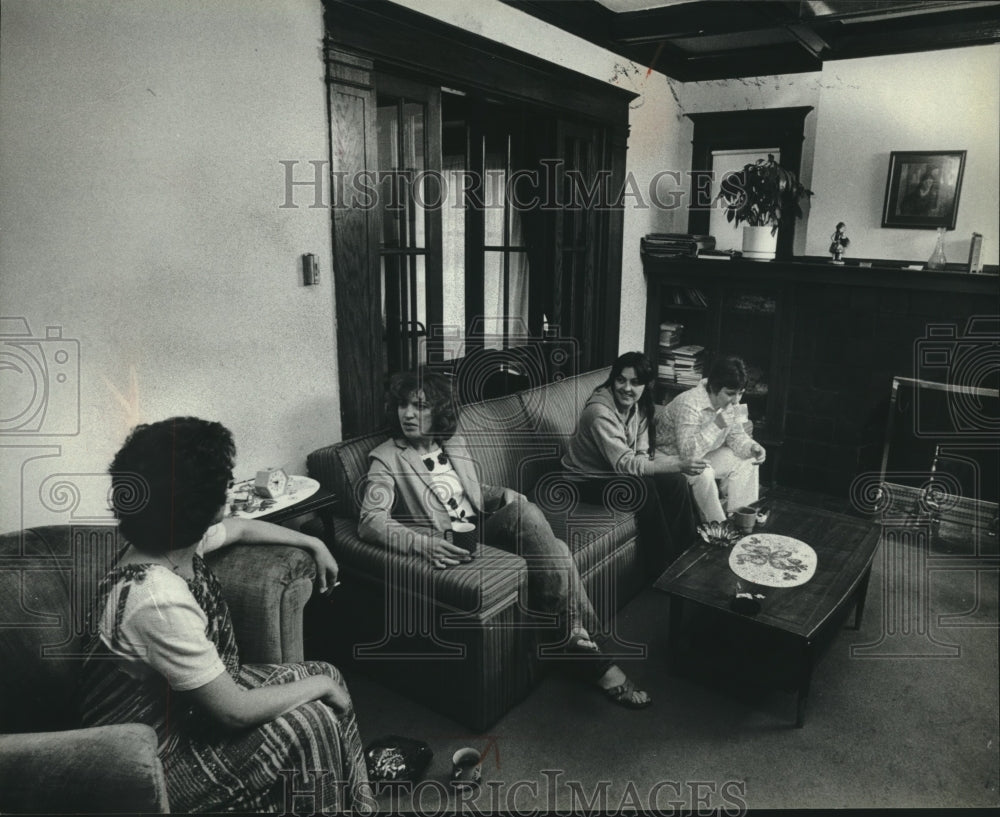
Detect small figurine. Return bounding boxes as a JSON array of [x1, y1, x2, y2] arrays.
[[829, 221, 850, 264]]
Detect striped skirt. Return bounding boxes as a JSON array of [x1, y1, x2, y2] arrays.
[[164, 661, 374, 813]]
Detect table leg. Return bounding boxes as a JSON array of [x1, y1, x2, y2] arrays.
[[667, 595, 684, 676], [796, 641, 815, 728], [853, 567, 873, 631]]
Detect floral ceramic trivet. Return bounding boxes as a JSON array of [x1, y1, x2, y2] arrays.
[[728, 533, 817, 588]]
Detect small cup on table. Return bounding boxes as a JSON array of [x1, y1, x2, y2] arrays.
[[731, 506, 757, 535]]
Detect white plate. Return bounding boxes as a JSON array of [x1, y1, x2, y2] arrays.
[[728, 533, 817, 588], [226, 475, 320, 519]]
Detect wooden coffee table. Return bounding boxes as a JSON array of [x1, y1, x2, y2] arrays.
[[653, 499, 881, 727]]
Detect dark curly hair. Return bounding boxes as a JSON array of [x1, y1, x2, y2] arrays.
[[385, 369, 459, 442], [109, 417, 235, 554], [601, 351, 657, 455], [706, 355, 748, 394]]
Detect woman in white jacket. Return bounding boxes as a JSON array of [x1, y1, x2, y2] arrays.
[[359, 368, 652, 709], [655, 355, 766, 523]]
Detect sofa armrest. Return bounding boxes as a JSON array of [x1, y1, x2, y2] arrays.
[[327, 516, 526, 621], [207, 544, 316, 664], [0, 724, 168, 813]]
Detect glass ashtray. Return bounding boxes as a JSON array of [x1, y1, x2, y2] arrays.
[[697, 520, 741, 548]]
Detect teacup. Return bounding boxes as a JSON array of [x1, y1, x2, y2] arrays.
[[731, 506, 757, 534], [450, 747, 482, 790]]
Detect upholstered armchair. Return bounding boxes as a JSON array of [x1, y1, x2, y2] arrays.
[[0, 524, 316, 813]]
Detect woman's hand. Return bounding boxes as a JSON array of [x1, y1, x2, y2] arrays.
[[307, 537, 340, 595], [319, 676, 352, 714], [418, 536, 472, 570], [680, 457, 708, 476], [749, 442, 767, 464]]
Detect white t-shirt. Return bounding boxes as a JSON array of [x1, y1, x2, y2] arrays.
[[98, 524, 228, 691]]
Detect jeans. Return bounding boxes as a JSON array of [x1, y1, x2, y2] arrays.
[[483, 496, 603, 653], [572, 472, 697, 573]]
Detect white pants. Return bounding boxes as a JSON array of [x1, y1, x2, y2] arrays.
[[685, 446, 759, 523]]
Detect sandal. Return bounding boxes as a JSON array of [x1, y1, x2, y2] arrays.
[[602, 677, 652, 709], [564, 630, 600, 656]]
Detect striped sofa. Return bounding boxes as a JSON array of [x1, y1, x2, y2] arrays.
[[305, 368, 659, 732]]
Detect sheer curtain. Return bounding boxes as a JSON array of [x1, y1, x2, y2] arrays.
[[441, 155, 466, 360], [441, 152, 530, 355], [483, 154, 529, 349]]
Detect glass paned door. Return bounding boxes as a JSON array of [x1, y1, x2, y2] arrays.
[[376, 77, 442, 374]]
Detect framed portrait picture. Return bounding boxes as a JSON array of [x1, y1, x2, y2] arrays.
[[881, 150, 966, 229]]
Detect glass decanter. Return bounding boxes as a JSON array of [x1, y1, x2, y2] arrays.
[[926, 226, 948, 270]]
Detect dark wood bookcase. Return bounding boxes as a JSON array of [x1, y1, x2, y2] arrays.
[[642, 252, 999, 493], [644, 257, 793, 450]]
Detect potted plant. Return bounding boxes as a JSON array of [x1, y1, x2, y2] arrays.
[[714, 154, 813, 260]]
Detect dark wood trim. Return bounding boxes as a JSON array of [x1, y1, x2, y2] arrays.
[[643, 254, 1000, 294], [502, 0, 1000, 81], [686, 107, 813, 261], [323, 0, 636, 126], [601, 121, 629, 367], [326, 48, 385, 438]]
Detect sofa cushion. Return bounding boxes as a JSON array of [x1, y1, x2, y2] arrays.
[[327, 517, 526, 618], [457, 392, 543, 494]]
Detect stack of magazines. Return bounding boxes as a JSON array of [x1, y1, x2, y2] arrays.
[[641, 233, 717, 258], [657, 322, 683, 384], [662, 344, 705, 386]]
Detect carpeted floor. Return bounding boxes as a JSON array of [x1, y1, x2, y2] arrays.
[[341, 488, 999, 813]]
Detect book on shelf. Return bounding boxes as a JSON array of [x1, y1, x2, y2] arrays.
[[641, 233, 716, 258], [685, 288, 708, 307], [657, 343, 705, 385], [663, 287, 707, 308]]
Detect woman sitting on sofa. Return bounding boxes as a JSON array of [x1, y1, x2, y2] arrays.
[[358, 369, 651, 709], [561, 351, 700, 569], [655, 355, 766, 523], [78, 416, 374, 814]]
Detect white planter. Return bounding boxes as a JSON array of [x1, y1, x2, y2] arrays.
[[742, 225, 778, 260]]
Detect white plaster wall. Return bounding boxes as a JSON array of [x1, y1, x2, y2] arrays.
[[0, 0, 338, 529], [672, 47, 1000, 266], [806, 46, 1000, 265]]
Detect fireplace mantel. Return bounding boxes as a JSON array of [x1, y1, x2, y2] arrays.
[[643, 254, 998, 293]]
